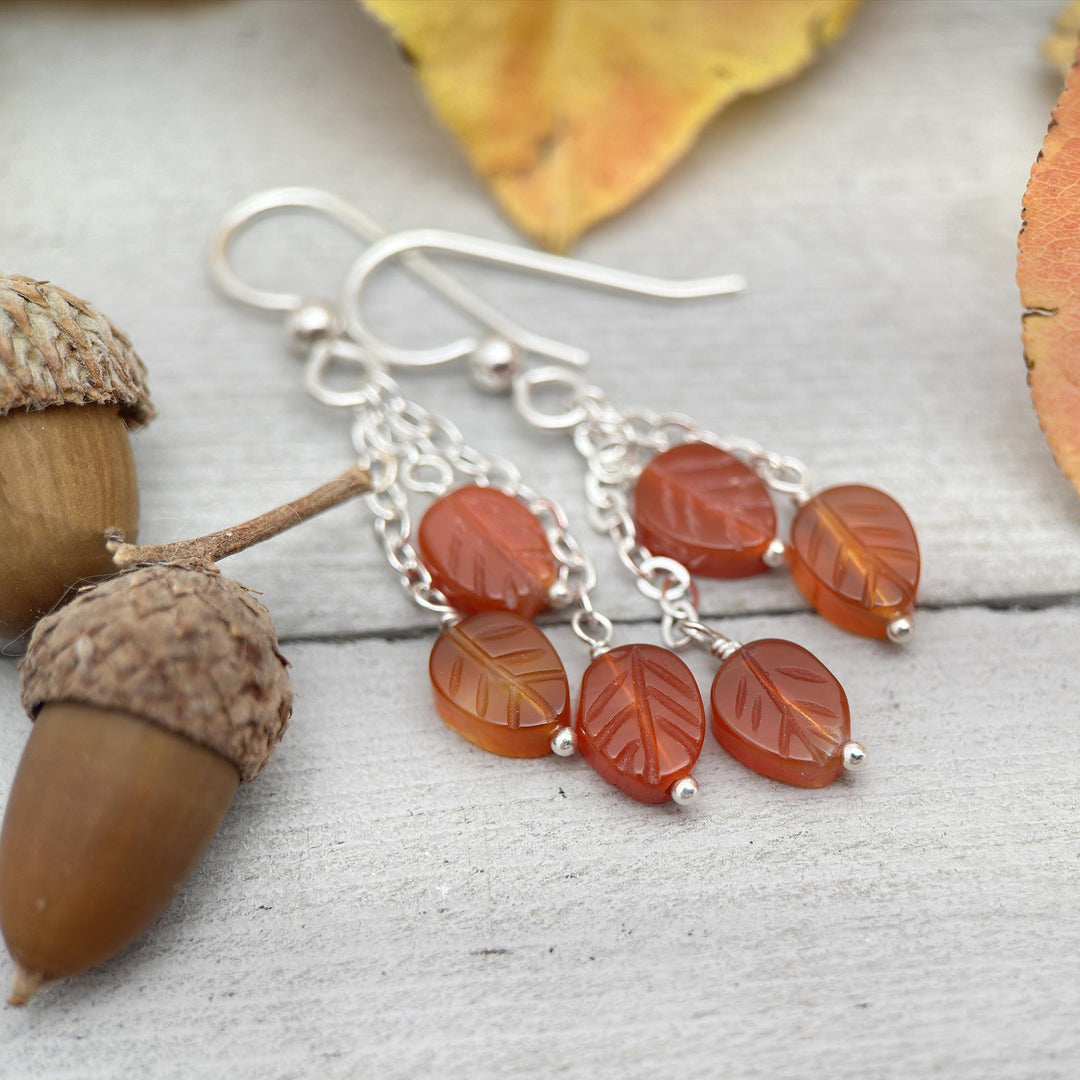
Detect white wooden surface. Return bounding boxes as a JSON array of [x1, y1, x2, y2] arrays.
[[0, 1, 1077, 1077]]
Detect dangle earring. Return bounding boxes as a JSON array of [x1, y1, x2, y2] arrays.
[[513, 372, 868, 787], [341, 228, 920, 645], [344, 359, 709, 805], [244, 334, 711, 805]]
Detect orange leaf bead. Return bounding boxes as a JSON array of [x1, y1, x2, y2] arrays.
[[633, 443, 776, 578], [429, 611, 569, 758], [789, 485, 919, 639], [710, 639, 849, 788], [577, 644, 705, 803], [419, 486, 557, 618]]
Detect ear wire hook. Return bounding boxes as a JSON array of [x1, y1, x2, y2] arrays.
[[341, 228, 747, 370], [209, 186, 583, 365]]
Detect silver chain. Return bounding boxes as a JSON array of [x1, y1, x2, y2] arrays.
[[303, 342, 611, 649], [574, 393, 740, 655], [512, 368, 810, 655]]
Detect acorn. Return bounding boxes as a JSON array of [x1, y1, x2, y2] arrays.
[[0, 274, 153, 643], [0, 467, 370, 1004]]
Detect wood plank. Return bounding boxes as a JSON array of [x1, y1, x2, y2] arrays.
[[0, 604, 1076, 1077]]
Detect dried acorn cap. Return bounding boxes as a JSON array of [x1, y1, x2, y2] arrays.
[[0, 274, 153, 426], [20, 563, 292, 781]]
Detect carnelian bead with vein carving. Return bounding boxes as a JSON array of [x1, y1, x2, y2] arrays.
[[789, 485, 919, 639], [419, 486, 557, 618], [710, 639, 850, 788], [634, 443, 776, 578], [577, 644, 706, 804], [429, 611, 569, 758]]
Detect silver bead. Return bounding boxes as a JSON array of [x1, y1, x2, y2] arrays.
[[670, 776, 700, 805], [547, 580, 576, 609], [468, 337, 523, 394], [284, 300, 341, 354], [886, 616, 914, 644], [550, 726, 577, 757], [762, 538, 789, 569], [842, 741, 868, 771]]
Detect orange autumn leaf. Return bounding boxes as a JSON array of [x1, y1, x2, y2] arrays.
[[363, 0, 859, 251], [1019, 58, 1080, 494]]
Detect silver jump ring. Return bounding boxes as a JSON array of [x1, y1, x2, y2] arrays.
[[363, 485, 409, 523], [635, 556, 692, 602], [757, 453, 811, 497], [400, 454, 456, 496], [571, 607, 614, 653], [304, 339, 385, 408], [513, 366, 592, 430], [353, 449, 398, 494], [660, 612, 694, 651]]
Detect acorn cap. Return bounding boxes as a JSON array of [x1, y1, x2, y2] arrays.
[[20, 564, 291, 782], [0, 274, 154, 427]]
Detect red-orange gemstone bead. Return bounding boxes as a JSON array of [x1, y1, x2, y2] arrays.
[[419, 486, 557, 618], [429, 611, 569, 758], [633, 443, 776, 578], [577, 644, 705, 804], [789, 485, 919, 639], [710, 639, 850, 788]]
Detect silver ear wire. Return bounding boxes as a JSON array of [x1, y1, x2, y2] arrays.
[[209, 187, 747, 381], [342, 228, 746, 371], [210, 187, 392, 312], [208, 186, 579, 364]]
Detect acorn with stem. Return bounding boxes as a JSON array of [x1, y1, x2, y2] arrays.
[[0, 466, 370, 1005]]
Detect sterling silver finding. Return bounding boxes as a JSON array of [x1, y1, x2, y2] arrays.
[[210, 186, 745, 377]]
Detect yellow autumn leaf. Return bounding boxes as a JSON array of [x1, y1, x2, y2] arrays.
[[1045, 0, 1080, 75], [363, 0, 859, 251]]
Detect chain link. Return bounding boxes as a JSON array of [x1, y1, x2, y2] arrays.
[[554, 385, 770, 654]]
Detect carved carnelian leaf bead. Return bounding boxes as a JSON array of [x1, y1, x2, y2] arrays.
[[710, 639, 849, 788], [789, 484, 919, 639], [419, 486, 557, 618], [429, 611, 569, 758], [577, 644, 706, 804], [633, 443, 776, 578]]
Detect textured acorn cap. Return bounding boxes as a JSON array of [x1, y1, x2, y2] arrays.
[[0, 274, 153, 427], [20, 564, 291, 782]]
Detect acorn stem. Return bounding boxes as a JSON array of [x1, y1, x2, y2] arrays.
[[107, 466, 372, 569], [8, 965, 45, 1006]]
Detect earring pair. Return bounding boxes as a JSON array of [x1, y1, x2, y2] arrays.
[[210, 188, 920, 801]]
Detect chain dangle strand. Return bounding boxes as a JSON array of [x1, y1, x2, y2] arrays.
[[512, 362, 918, 643], [313, 355, 601, 626]]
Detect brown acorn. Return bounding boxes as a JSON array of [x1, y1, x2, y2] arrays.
[[0, 467, 369, 1004], [0, 274, 153, 642]]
